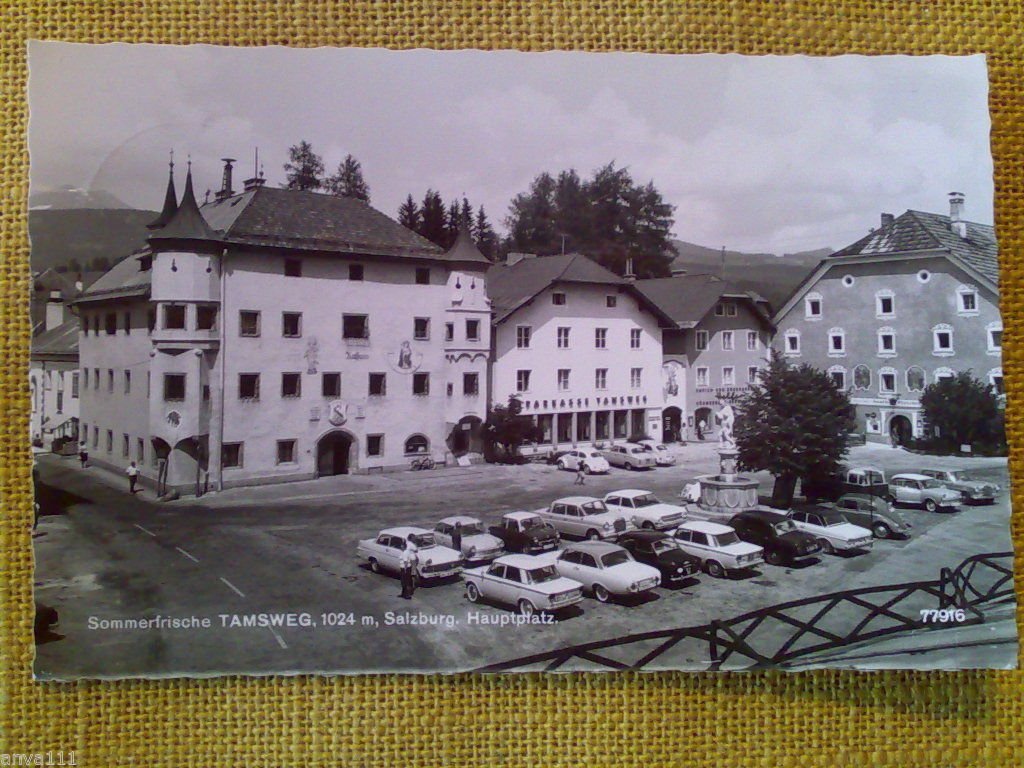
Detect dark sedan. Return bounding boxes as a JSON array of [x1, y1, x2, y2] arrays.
[[617, 531, 701, 585], [728, 509, 821, 566]]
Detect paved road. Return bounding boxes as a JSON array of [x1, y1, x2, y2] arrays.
[[32, 444, 1016, 677]]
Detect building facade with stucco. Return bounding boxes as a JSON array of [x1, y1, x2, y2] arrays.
[[635, 274, 775, 442], [488, 253, 674, 455], [75, 159, 491, 493], [772, 194, 1002, 445]]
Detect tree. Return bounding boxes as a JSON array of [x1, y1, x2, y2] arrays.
[[734, 351, 856, 507], [398, 194, 420, 232], [283, 140, 324, 191], [484, 396, 542, 461], [473, 205, 499, 261], [324, 154, 370, 202], [417, 189, 448, 247], [920, 371, 1003, 452], [503, 162, 676, 277]]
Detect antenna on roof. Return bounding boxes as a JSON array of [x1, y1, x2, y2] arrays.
[[720, 245, 726, 281]]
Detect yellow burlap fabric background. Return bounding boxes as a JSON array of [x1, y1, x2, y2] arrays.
[[2, 1, 1023, 765]]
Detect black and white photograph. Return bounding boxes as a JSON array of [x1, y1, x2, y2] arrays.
[[27, 43, 1016, 677]]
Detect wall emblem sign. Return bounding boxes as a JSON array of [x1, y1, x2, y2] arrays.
[[387, 340, 423, 373], [166, 411, 181, 428], [304, 337, 320, 374], [327, 400, 348, 426]]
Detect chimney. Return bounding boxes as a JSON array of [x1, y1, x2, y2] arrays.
[[45, 290, 64, 331], [216, 158, 236, 200], [624, 255, 637, 282], [243, 148, 266, 192], [949, 192, 967, 238], [880, 212, 895, 228]]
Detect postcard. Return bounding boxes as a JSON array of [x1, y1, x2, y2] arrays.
[[27, 43, 1016, 677]]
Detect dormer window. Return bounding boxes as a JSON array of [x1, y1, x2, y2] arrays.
[[804, 293, 822, 320]]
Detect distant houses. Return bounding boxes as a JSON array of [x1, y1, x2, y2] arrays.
[[32, 159, 1002, 492]]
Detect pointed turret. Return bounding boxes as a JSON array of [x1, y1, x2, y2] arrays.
[[148, 161, 218, 243], [444, 212, 490, 265], [146, 156, 178, 230]]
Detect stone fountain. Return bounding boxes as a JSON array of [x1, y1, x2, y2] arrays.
[[692, 404, 759, 517]]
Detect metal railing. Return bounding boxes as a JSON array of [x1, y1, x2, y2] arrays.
[[475, 551, 1015, 673]]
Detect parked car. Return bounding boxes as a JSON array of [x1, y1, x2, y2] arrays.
[[537, 541, 661, 602], [356, 526, 463, 581], [555, 448, 611, 475], [833, 493, 912, 539], [889, 473, 963, 512], [488, 511, 561, 554], [786, 507, 873, 554], [919, 468, 1000, 505], [727, 509, 821, 566], [671, 520, 764, 578], [601, 443, 657, 470], [603, 489, 687, 530], [637, 439, 676, 466], [433, 515, 505, 563], [535, 496, 633, 540], [802, 466, 888, 502], [617, 530, 700, 585], [462, 554, 584, 616]]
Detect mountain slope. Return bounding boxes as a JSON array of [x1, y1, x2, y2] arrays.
[[669, 240, 831, 310], [29, 208, 157, 273]]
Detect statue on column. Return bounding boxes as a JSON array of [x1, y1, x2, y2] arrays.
[[717, 403, 736, 450]]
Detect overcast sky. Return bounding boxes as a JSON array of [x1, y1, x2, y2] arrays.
[[28, 42, 993, 254]]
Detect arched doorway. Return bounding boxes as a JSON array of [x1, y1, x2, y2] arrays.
[[317, 430, 355, 476], [662, 406, 682, 443], [448, 416, 483, 456], [694, 407, 713, 440], [889, 415, 913, 446]]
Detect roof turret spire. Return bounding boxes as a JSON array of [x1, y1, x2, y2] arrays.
[[146, 151, 178, 229], [148, 158, 218, 243]]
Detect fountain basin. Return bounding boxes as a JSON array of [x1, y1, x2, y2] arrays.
[[695, 474, 759, 517]]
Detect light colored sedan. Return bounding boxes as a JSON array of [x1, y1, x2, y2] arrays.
[[601, 443, 657, 470], [638, 439, 676, 466], [433, 516, 505, 563], [535, 496, 633, 540], [889, 473, 962, 512], [671, 520, 764, 578], [356, 526, 463, 581], [603, 489, 687, 530], [537, 541, 661, 602], [555, 448, 611, 475], [462, 555, 584, 616], [787, 507, 874, 554]]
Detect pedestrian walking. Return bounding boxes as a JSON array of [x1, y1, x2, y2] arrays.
[[78, 442, 89, 468], [696, 420, 706, 441], [451, 522, 463, 555], [126, 461, 140, 494], [399, 543, 419, 599], [574, 464, 585, 485]]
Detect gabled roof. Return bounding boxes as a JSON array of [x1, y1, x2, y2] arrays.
[[635, 273, 775, 330], [74, 253, 151, 304], [830, 209, 998, 284], [198, 186, 455, 262], [775, 207, 999, 324], [487, 253, 676, 326], [31, 319, 78, 358]]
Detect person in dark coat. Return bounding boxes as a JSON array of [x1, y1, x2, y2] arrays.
[[78, 442, 89, 468], [451, 522, 463, 556]]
